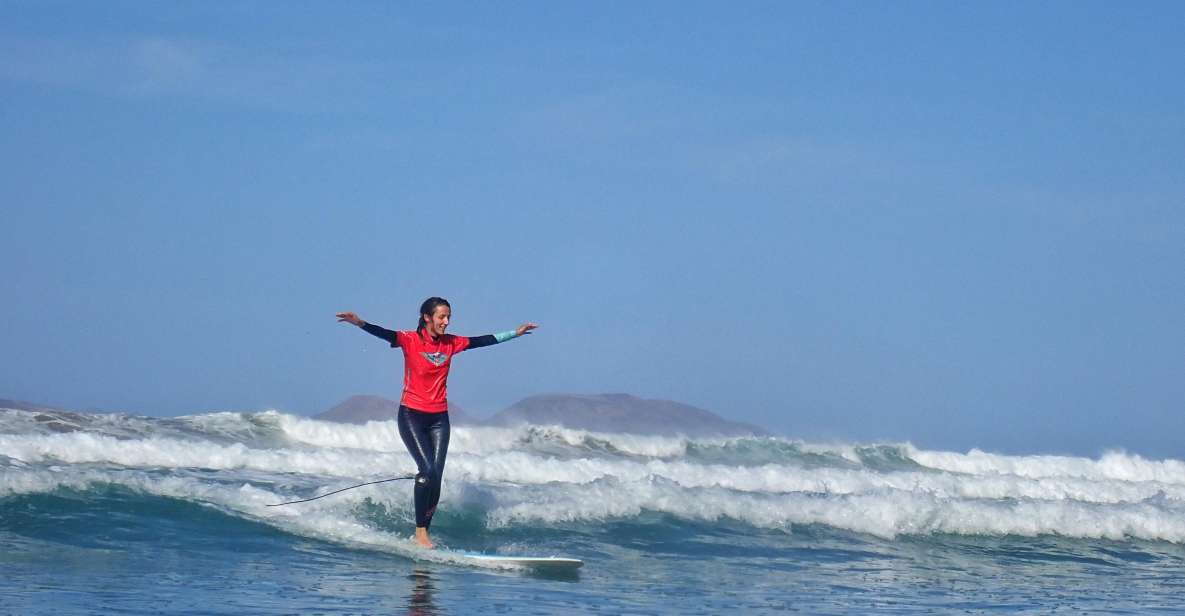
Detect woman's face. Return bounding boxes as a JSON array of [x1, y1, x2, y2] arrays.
[[424, 305, 451, 337]]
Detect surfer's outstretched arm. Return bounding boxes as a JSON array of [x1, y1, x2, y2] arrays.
[[336, 312, 400, 346], [466, 323, 539, 349]]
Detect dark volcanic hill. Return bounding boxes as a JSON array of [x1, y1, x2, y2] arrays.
[[485, 393, 766, 437]]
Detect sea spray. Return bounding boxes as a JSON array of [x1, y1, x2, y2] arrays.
[[5, 407, 1185, 544]]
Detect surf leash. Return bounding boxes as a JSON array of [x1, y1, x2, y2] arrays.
[[266, 474, 416, 507]]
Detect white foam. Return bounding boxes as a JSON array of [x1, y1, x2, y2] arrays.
[[9, 410, 1185, 545], [274, 413, 695, 458], [8, 429, 1185, 509], [907, 446, 1185, 485], [0, 432, 415, 478], [0, 466, 520, 569], [482, 478, 1185, 543]]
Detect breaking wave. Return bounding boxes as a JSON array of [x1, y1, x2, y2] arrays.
[[5, 406, 1185, 553]]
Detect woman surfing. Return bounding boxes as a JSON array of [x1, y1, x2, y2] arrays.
[[336, 297, 537, 549]]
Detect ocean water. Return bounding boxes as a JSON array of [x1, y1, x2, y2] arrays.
[[3, 408, 1185, 614]]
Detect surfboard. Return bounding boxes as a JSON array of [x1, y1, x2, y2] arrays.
[[459, 552, 583, 569]]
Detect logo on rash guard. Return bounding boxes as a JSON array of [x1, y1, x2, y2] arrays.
[[421, 351, 449, 366]]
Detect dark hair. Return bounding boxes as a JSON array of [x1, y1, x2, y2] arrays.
[[417, 297, 451, 332]]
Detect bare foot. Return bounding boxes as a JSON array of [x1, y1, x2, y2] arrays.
[[415, 527, 435, 549]]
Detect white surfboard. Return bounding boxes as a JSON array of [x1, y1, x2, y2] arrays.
[[459, 552, 583, 569]]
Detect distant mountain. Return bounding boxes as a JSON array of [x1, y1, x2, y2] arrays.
[[485, 393, 766, 437], [314, 395, 472, 424], [0, 398, 88, 433]]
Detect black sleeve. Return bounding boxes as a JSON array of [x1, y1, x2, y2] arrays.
[[466, 334, 499, 350], [361, 322, 400, 347]]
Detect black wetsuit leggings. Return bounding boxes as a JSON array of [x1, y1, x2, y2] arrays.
[[396, 405, 450, 529]]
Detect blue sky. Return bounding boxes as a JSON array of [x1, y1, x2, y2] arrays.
[[2, 2, 1183, 457]]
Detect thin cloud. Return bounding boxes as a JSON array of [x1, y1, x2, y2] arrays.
[[0, 33, 403, 113], [510, 83, 943, 197]]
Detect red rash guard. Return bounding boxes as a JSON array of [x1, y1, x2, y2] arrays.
[[360, 322, 511, 413], [392, 330, 472, 412]]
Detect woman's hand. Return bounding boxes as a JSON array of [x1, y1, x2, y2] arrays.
[[336, 312, 364, 327], [516, 323, 539, 336]]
